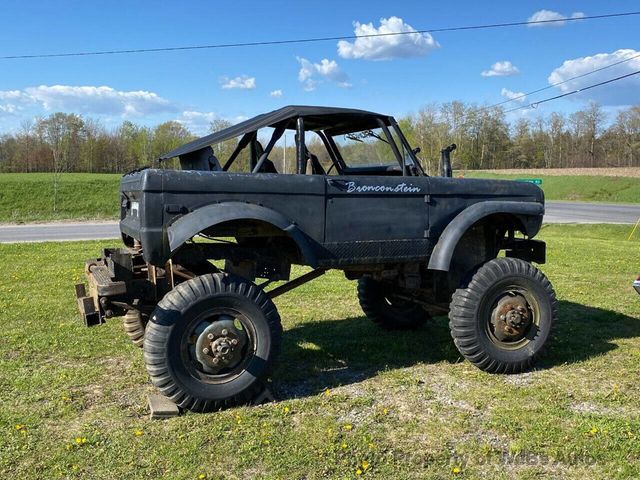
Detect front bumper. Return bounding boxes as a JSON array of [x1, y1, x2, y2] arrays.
[[75, 247, 168, 326], [75, 251, 130, 326], [634, 279, 640, 295]]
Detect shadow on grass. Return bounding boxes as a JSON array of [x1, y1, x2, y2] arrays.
[[272, 300, 640, 400], [543, 300, 640, 367], [272, 313, 458, 400]]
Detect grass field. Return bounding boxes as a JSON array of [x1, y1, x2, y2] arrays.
[[1, 171, 639, 223], [0, 173, 120, 223], [462, 172, 640, 204], [1, 225, 639, 479]]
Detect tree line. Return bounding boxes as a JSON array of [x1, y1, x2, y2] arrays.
[[0, 102, 638, 174]]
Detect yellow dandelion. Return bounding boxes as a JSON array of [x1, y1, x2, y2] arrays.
[[382, 408, 389, 415], [356, 469, 363, 475], [341, 442, 348, 449], [14, 424, 25, 431], [324, 389, 332, 396], [62, 396, 71, 402], [74, 437, 83, 444], [198, 474, 206, 480], [263, 439, 271, 445], [283, 406, 290, 414], [588, 427, 598, 436], [66, 444, 73, 451], [362, 461, 370, 471], [368, 442, 376, 449], [343, 424, 353, 431], [72, 465, 79, 471], [452, 466, 462, 474], [134, 429, 144, 437]]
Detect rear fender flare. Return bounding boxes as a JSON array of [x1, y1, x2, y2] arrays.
[[427, 201, 544, 272], [167, 202, 318, 267]]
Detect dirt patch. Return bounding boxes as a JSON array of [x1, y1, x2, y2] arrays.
[[568, 401, 632, 417]]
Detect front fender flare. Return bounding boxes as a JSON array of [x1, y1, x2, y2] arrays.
[[427, 201, 544, 272], [167, 202, 318, 267]]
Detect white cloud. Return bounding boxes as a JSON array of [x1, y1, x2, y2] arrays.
[[175, 111, 247, 135], [0, 91, 26, 116], [0, 85, 176, 116], [481, 61, 520, 77], [501, 88, 526, 103], [220, 75, 256, 90], [0, 104, 18, 115], [527, 9, 585, 27], [547, 49, 640, 106], [303, 79, 318, 92], [0, 90, 25, 101], [296, 57, 351, 91], [176, 110, 219, 135], [337, 16, 439, 60], [269, 89, 283, 98]]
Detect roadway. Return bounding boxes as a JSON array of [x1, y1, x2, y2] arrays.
[[0, 201, 638, 243]]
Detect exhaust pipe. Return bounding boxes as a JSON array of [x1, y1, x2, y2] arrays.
[[440, 143, 456, 178]]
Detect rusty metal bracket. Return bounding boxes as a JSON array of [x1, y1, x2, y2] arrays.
[[266, 269, 326, 299]]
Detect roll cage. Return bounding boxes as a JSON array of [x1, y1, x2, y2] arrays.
[[159, 105, 425, 177]]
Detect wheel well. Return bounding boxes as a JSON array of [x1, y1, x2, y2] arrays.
[[447, 213, 529, 291], [172, 219, 303, 283], [204, 218, 304, 262]]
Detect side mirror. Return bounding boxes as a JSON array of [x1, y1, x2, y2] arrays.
[[412, 147, 421, 155]]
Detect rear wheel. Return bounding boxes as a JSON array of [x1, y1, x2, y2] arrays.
[[449, 257, 557, 373], [143, 273, 282, 412], [357, 277, 429, 330]]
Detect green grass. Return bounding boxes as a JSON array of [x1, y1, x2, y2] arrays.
[[463, 172, 640, 204], [0, 173, 120, 223], [1, 224, 640, 479], [1, 172, 639, 223]]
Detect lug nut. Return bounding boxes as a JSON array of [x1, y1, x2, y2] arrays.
[[202, 348, 209, 354], [212, 358, 219, 364], [231, 339, 238, 345], [221, 329, 228, 335], [207, 333, 214, 340]]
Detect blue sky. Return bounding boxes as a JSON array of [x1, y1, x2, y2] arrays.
[[0, 0, 638, 133]]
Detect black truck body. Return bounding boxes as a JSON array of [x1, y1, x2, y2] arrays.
[[119, 168, 543, 269], [76, 105, 555, 412]]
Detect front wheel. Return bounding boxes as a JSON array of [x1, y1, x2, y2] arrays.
[[449, 258, 557, 374], [143, 273, 282, 412]]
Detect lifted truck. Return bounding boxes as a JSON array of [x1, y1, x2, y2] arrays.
[[76, 105, 557, 412]]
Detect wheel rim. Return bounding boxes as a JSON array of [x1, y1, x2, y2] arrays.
[[180, 307, 256, 384], [483, 285, 540, 350]]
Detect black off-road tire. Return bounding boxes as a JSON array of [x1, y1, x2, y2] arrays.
[[143, 273, 282, 412], [123, 261, 218, 348], [357, 277, 429, 330], [123, 310, 148, 348], [449, 257, 557, 374]]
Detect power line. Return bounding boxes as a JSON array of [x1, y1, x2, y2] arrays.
[[503, 69, 640, 113], [1, 11, 639, 60], [486, 52, 640, 109]]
